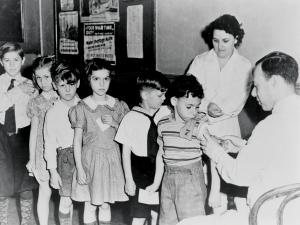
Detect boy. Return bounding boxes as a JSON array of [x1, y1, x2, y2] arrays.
[[146, 75, 207, 225], [115, 70, 170, 225], [0, 42, 38, 225], [44, 61, 80, 225]]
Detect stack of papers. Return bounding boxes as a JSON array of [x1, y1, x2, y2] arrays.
[[138, 189, 159, 205]]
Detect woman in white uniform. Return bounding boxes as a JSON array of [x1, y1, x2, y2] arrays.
[[187, 14, 252, 214]]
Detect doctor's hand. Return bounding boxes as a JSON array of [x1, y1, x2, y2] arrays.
[[200, 129, 224, 160], [220, 135, 246, 153], [207, 102, 224, 118]]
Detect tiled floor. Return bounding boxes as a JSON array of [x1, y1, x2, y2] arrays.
[[8, 190, 130, 225]]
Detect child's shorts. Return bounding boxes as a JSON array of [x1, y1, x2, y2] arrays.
[[129, 154, 158, 218], [57, 146, 75, 197], [159, 161, 207, 225]]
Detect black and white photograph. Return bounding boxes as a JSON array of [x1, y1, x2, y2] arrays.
[[0, 0, 300, 225]]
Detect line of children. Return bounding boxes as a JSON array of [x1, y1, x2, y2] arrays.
[[147, 75, 207, 225], [0, 42, 222, 225], [0, 42, 38, 225], [44, 60, 81, 225], [26, 56, 58, 225], [70, 58, 129, 225], [115, 71, 170, 225]]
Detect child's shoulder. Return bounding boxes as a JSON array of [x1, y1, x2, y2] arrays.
[[157, 114, 173, 127]]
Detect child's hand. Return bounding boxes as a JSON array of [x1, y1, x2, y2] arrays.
[[77, 168, 87, 185], [125, 179, 136, 196], [145, 183, 159, 192], [18, 81, 36, 96], [26, 160, 34, 173], [101, 115, 118, 128], [208, 191, 222, 208], [49, 169, 62, 189]]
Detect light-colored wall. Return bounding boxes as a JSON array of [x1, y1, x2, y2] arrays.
[[156, 0, 300, 75]]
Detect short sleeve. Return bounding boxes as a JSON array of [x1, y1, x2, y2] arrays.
[[114, 99, 130, 124], [26, 97, 41, 119], [68, 103, 87, 130]]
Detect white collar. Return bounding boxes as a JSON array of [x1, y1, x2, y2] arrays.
[[3, 72, 25, 82], [84, 95, 115, 110]]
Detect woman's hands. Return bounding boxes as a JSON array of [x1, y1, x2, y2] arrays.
[[207, 102, 224, 118]]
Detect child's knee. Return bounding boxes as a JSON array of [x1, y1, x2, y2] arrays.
[[59, 197, 73, 213], [100, 203, 110, 209]]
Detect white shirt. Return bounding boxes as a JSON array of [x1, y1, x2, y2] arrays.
[[44, 97, 80, 169], [211, 94, 300, 206], [188, 49, 252, 137], [115, 105, 171, 157], [0, 73, 34, 129]]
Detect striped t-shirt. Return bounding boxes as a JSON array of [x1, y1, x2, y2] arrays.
[[158, 115, 202, 167]]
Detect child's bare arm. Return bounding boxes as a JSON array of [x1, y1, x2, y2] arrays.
[[122, 145, 136, 196], [27, 116, 38, 174], [209, 160, 222, 209], [146, 145, 164, 192], [73, 127, 87, 185]]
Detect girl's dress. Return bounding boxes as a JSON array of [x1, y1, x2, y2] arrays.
[[26, 92, 58, 181], [69, 95, 129, 205]]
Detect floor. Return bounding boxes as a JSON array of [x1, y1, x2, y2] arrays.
[[8, 190, 130, 225]]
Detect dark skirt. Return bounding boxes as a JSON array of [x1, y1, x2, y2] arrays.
[[0, 125, 38, 197]]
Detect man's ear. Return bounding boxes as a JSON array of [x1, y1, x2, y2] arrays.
[[170, 97, 177, 107], [76, 80, 80, 88], [271, 74, 282, 87]]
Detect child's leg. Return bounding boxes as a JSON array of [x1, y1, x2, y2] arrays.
[[132, 217, 146, 225], [59, 197, 73, 225], [212, 192, 227, 214], [0, 197, 9, 225], [150, 210, 158, 225], [98, 203, 111, 223], [37, 180, 52, 225], [19, 190, 34, 225], [84, 202, 97, 225]]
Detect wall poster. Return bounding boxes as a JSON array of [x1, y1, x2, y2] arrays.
[[80, 0, 119, 22], [60, 0, 74, 11], [83, 23, 116, 64], [59, 11, 79, 55]]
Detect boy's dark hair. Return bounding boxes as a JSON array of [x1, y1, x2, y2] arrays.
[[85, 58, 113, 82], [0, 42, 24, 59], [255, 51, 299, 85], [50, 60, 80, 84], [31, 55, 55, 88], [136, 70, 170, 104], [167, 75, 204, 100]]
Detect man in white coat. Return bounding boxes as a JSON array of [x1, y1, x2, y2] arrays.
[[178, 51, 300, 225]]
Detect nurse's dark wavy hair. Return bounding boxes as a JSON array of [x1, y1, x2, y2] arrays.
[[201, 14, 245, 49], [255, 51, 298, 85]]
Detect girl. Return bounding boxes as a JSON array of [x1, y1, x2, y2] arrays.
[[69, 58, 129, 225], [0, 42, 38, 225], [26, 56, 58, 225]]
